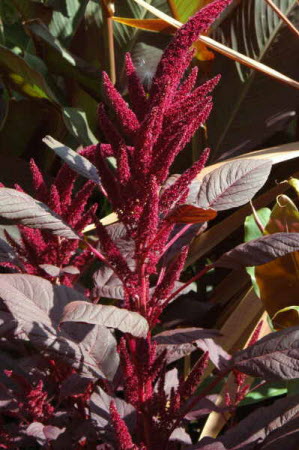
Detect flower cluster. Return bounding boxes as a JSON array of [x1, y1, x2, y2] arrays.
[[92, 0, 231, 327], [1, 159, 96, 286]]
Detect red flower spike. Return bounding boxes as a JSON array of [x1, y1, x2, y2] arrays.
[[151, 246, 189, 306], [179, 352, 209, 400], [95, 220, 132, 284], [173, 66, 198, 103], [110, 401, 137, 450], [125, 53, 148, 121], [160, 148, 210, 213], [48, 184, 62, 215], [65, 180, 94, 228], [53, 164, 76, 213], [166, 74, 221, 120], [136, 176, 159, 251], [29, 159, 48, 200], [102, 71, 140, 137], [149, 0, 231, 108], [155, 101, 213, 183]]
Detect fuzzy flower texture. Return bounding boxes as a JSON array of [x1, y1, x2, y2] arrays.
[[0, 1, 232, 448], [92, 0, 231, 326]]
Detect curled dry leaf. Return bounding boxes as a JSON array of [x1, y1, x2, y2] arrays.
[[166, 204, 217, 223]]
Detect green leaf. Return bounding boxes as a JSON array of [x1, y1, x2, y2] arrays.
[[48, 0, 89, 46], [209, 0, 299, 160], [244, 208, 271, 296], [241, 382, 287, 406], [62, 107, 98, 146], [25, 20, 102, 100], [0, 44, 57, 100]]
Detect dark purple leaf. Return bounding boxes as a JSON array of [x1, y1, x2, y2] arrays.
[[59, 374, 91, 399], [90, 386, 135, 431], [219, 394, 299, 449], [215, 232, 299, 269], [185, 396, 231, 421], [260, 415, 299, 449], [92, 265, 124, 300], [230, 326, 299, 381], [62, 322, 119, 380], [154, 328, 230, 368], [43, 136, 101, 184], [0, 188, 78, 238], [161, 292, 214, 328], [0, 382, 18, 412], [61, 301, 149, 338], [154, 328, 220, 345], [0, 274, 87, 327], [195, 159, 272, 211], [191, 437, 227, 449]]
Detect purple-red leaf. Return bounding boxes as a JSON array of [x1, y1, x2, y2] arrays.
[[61, 301, 149, 338], [230, 326, 299, 380], [219, 394, 299, 449], [215, 232, 299, 269], [195, 159, 272, 211], [0, 188, 78, 239], [43, 136, 101, 184], [154, 327, 230, 368]]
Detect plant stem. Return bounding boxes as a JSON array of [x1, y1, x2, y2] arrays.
[[100, 0, 116, 84]]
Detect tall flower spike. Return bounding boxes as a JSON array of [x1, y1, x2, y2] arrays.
[[125, 53, 148, 121], [149, 0, 231, 108], [29, 159, 48, 200], [95, 220, 132, 283], [151, 246, 189, 306], [173, 66, 199, 103], [102, 71, 140, 137], [136, 176, 159, 251], [155, 101, 213, 183], [110, 401, 137, 450], [166, 74, 221, 119], [159, 148, 210, 213]]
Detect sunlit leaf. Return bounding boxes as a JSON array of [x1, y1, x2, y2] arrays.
[[61, 301, 149, 338], [0, 188, 78, 239], [255, 195, 299, 329]]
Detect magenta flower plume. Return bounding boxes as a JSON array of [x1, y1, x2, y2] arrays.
[[5, 157, 96, 286]]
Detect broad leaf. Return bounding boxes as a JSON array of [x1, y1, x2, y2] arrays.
[[244, 207, 271, 296], [215, 232, 299, 269], [0, 274, 104, 377], [0, 44, 56, 101], [154, 327, 230, 367], [255, 195, 299, 329], [90, 385, 135, 431], [93, 265, 124, 300], [0, 188, 78, 239], [230, 327, 299, 380], [195, 159, 272, 211], [43, 136, 100, 184], [208, 0, 299, 160], [260, 415, 299, 449], [25, 20, 102, 101], [62, 322, 119, 380], [219, 394, 299, 449], [0, 274, 85, 326], [61, 301, 149, 338]]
